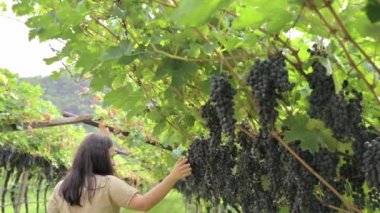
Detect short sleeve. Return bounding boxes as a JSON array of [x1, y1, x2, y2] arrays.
[[47, 181, 63, 213], [108, 176, 139, 208]]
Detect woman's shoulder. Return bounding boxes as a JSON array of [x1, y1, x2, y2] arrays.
[[94, 174, 123, 183], [54, 180, 64, 189], [102, 175, 123, 182]]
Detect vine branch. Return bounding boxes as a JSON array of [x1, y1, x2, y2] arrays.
[[259, 28, 308, 79], [90, 15, 121, 42], [321, 0, 380, 76], [151, 44, 253, 62], [310, 5, 380, 106]]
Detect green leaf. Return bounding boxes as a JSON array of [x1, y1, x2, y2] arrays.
[[0, 2, 7, 12], [183, 114, 195, 127], [171, 62, 198, 87], [25, 14, 61, 41], [280, 207, 290, 213], [234, 0, 292, 33], [12, 0, 33, 16], [112, 5, 127, 19], [365, 0, 380, 23], [199, 79, 211, 96], [153, 119, 167, 136], [100, 40, 133, 61], [261, 175, 270, 191], [233, 6, 265, 29], [103, 85, 144, 111], [50, 71, 61, 79], [118, 55, 137, 65], [171, 0, 230, 26], [43, 56, 60, 65], [55, 1, 87, 26], [155, 59, 198, 88], [266, 10, 293, 33], [283, 113, 340, 152]]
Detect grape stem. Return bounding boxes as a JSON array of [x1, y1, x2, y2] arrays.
[[90, 14, 121, 42], [151, 44, 253, 62], [315, 196, 353, 213]]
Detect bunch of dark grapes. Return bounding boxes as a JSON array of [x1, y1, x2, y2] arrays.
[[201, 101, 222, 146], [209, 144, 237, 205], [311, 148, 342, 207], [347, 89, 363, 127], [305, 45, 379, 209], [0, 146, 14, 167], [306, 60, 335, 120], [312, 149, 339, 182], [246, 52, 294, 129], [210, 76, 236, 144], [325, 94, 351, 139], [368, 188, 380, 210], [257, 130, 285, 201], [306, 45, 351, 140], [176, 137, 211, 200], [362, 137, 380, 189], [235, 127, 267, 213], [282, 142, 330, 212]]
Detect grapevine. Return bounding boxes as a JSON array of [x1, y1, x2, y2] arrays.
[[175, 47, 380, 212]]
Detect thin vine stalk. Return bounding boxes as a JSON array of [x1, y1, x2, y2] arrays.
[[321, 0, 380, 76], [310, 6, 380, 106]]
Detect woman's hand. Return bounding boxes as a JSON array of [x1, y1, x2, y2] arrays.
[[128, 158, 192, 212], [168, 158, 192, 181]]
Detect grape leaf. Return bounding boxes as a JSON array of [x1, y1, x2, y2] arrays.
[[365, 0, 380, 23], [283, 113, 340, 152], [171, 0, 230, 27]]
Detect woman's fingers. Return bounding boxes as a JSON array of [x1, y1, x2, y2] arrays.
[[176, 158, 188, 166], [178, 163, 191, 171], [182, 169, 192, 178]]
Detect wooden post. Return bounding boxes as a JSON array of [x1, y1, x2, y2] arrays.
[[15, 170, 29, 213]]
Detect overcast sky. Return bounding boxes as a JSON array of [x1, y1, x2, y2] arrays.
[[0, 0, 62, 77]]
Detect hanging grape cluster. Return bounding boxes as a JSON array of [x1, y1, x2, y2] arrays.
[[246, 52, 294, 129], [363, 137, 380, 189], [306, 45, 362, 141], [210, 76, 237, 145], [306, 44, 378, 208]]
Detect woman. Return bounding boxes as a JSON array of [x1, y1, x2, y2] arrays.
[[48, 133, 192, 212]]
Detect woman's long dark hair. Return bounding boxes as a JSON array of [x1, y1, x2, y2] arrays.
[[59, 133, 114, 206]]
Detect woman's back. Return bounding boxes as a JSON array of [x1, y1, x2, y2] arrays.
[[48, 175, 138, 213]]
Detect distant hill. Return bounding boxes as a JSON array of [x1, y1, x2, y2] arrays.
[[24, 75, 95, 116]]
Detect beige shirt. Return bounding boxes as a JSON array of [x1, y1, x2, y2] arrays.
[[47, 175, 138, 213]]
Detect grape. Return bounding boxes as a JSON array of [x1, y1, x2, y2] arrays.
[[210, 76, 236, 145], [201, 101, 222, 146], [246, 52, 294, 129], [368, 188, 380, 210], [363, 137, 380, 189]]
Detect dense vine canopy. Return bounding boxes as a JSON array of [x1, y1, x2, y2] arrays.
[[7, 0, 380, 212]]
